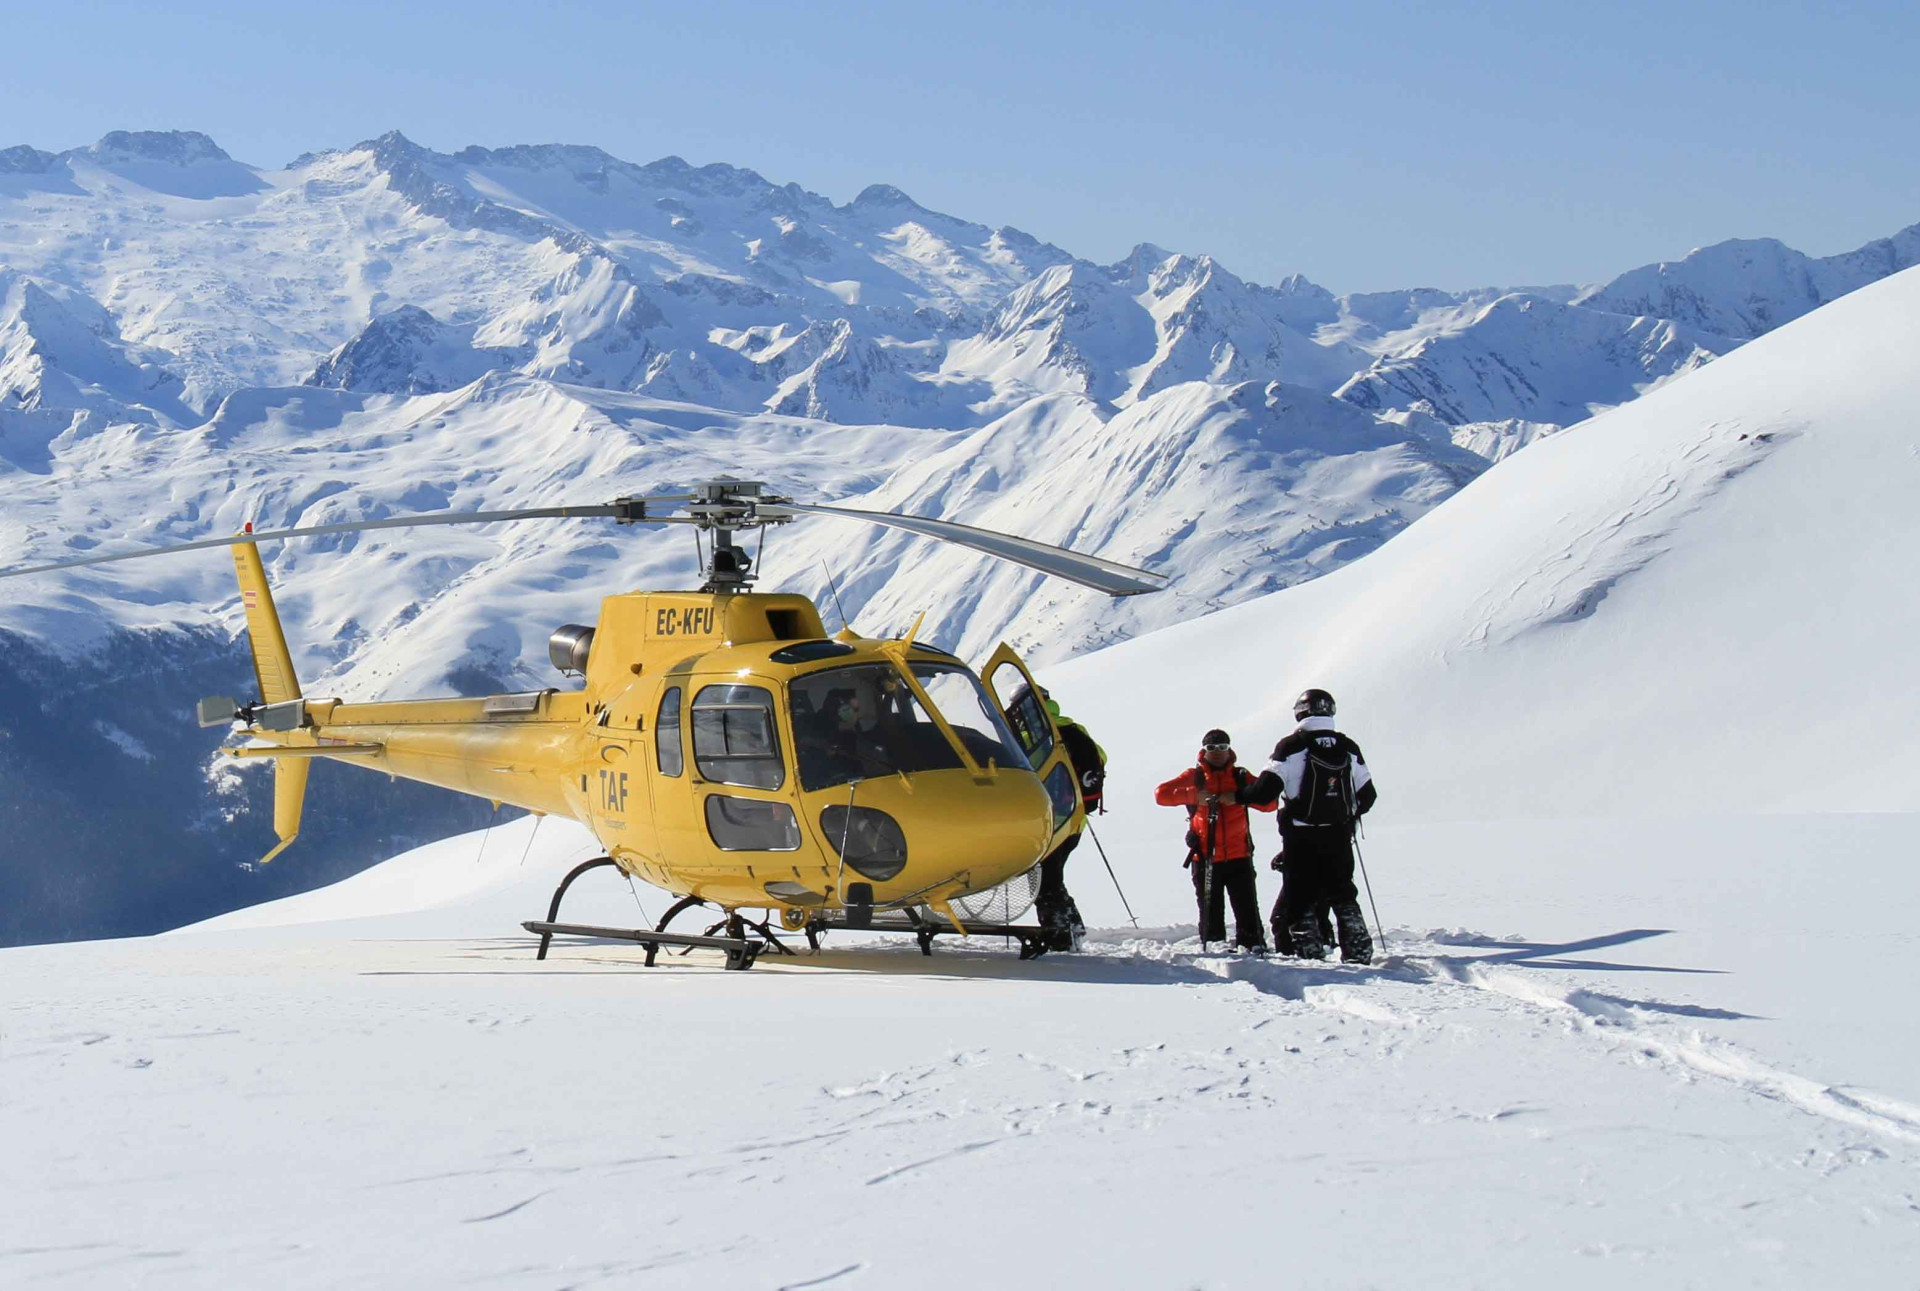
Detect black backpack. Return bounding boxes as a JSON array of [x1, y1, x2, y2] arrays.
[[1058, 721, 1106, 809], [1294, 734, 1357, 827]]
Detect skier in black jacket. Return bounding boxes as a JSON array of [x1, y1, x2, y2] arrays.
[[1227, 688, 1377, 963], [1033, 688, 1105, 950]]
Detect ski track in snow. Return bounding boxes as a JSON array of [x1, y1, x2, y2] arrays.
[[1091, 931, 1920, 1151], [1453, 961, 1920, 1146]]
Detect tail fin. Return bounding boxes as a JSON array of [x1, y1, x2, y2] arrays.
[[232, 537, 302, 705], [232, 537, 307, 863]]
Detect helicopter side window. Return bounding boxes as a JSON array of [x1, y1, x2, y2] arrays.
[[993, 670, 1056, 767], [656, 686, 684, 777], [704, 796, 802, 851], [691, 684, 784, 790], [1043, 762, 1078, 829]]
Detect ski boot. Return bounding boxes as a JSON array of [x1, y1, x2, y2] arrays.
[[1333, 904, 1373, 965], [1287, 916, 1328, 961], [1040, 901, 1083, 953]]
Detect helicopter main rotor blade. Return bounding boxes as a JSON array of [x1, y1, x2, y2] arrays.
[[771, 502, 1168, 597], [0, 503, 660, 582]]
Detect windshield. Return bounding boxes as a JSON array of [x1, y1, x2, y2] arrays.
[[909, 663, 1028, 772], [790, 661, 1028, 792]]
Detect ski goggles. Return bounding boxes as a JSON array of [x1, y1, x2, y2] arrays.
[[1201, 742, 1232, 752]]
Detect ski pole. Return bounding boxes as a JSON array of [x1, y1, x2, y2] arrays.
[[1082, 823, 1139, 928], [1200, 856, 1213, 954], [1201, 796, 1220, 952], [1352, 827, 1386, 953]]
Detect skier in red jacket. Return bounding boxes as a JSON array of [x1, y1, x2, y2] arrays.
[[1155, 728, 1275, 951]]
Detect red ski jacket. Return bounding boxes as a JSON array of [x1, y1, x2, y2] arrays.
[[1154, 756, 1276, 862]]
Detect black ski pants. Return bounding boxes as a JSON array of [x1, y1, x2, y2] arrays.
[[1273, 822, 1358, 933], [1191, 855, 1266, 948], [1036, 831, 1081, 927]]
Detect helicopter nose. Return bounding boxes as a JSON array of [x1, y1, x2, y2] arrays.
[[901, 771, 1055, 886], [806, 770, 1055, 905]]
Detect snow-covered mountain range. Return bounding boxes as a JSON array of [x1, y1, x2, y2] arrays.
[[2, 126, 1915, 942]]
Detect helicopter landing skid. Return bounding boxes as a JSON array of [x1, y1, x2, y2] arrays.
[[805, 913, 1055, 961], [521, 920, 764, 970], [525, 860, 777, 970]]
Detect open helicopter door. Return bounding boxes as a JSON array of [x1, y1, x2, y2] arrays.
[[978, 643, 1083, 854]]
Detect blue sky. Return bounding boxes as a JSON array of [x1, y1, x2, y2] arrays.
[[8, 0, 1917, 292]]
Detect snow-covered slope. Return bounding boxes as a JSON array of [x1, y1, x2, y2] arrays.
[[8, 805, 1912, 1288], [1060, 262, 1920, 826]]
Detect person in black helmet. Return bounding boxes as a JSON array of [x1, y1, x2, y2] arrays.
[[1225, 688, 1377, 963]]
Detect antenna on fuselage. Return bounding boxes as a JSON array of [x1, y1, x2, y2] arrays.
[[820, 561, 851, 631]]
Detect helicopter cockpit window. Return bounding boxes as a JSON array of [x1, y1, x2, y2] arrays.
[[691, 684, 784, 790], [656, 685, 684, 777], [908, 663, 1029, 772], [992, 667, 1055, 767], [790, 663, 962, 792]]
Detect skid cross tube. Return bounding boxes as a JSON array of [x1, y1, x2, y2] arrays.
[[654, 894, 707, 933], [533, 856, 622, 961], [522, 921, 763, 970], [806, 913, 1053, 960]]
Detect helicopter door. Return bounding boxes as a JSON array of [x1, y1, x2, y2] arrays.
[[593, 678, 661, 863], [978, 643, 1083, 851]]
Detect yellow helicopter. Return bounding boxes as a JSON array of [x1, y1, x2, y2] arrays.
[[1, 480, 1164, 967]]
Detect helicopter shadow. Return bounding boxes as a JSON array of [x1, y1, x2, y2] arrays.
[[1416, 928, 1734, 975], [362, 928, 1761, 1023], [753, 937, 1428, 998], [1411, 928, 1763, 1021], [775, 926, 1765, 1022]]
